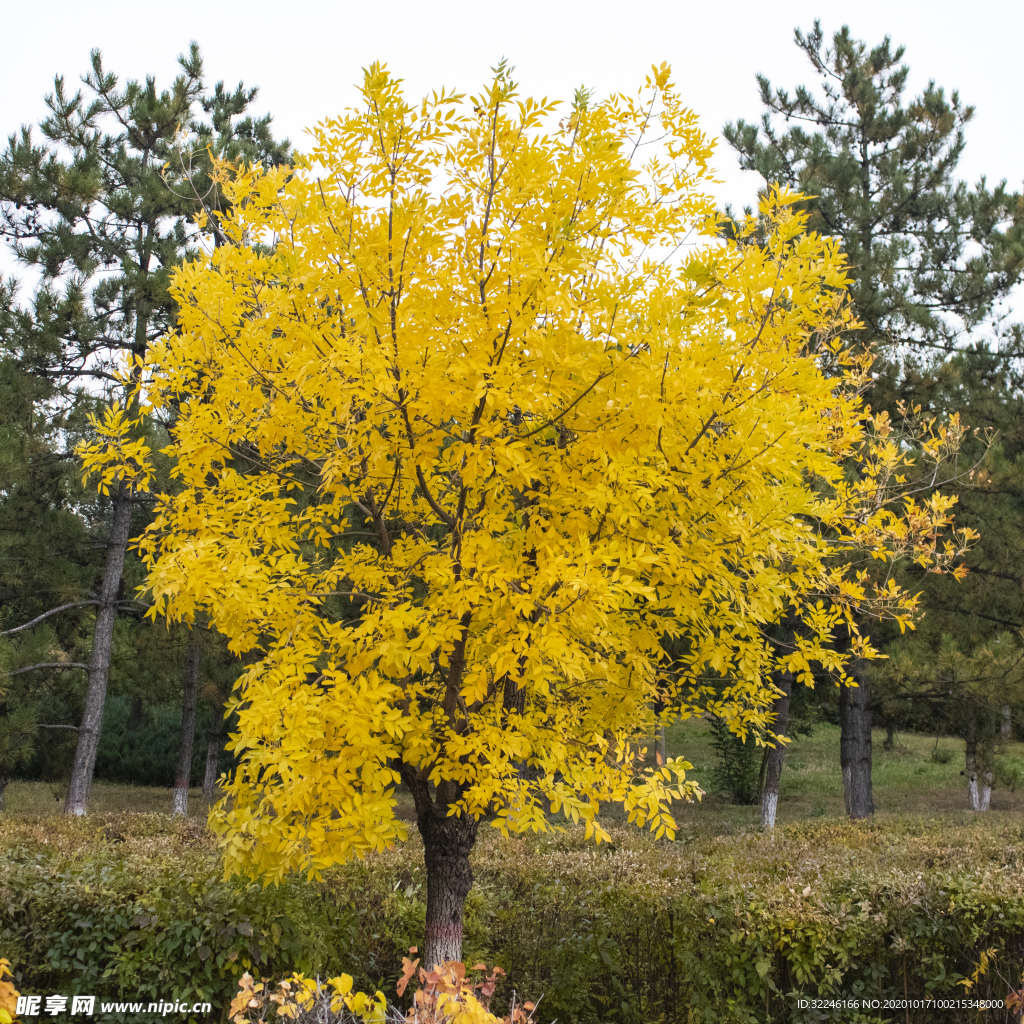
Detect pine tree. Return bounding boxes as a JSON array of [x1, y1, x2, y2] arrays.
[[0, 45, 288, 814], [722, 21, 1024, 818], [0, 279, 100, 801], [870, 348, 1024, 809]]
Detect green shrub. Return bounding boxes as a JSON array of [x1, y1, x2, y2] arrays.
[[93, 696, 216, 787], [996, 755, 1024, 792], [4, 814, 1024, 1023], [708, 718, 761, 804]]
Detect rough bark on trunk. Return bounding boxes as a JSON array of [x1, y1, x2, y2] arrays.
[[402, 767, 479, 970], [172, 629, 202, 816], [420, 806, 478, 969], [1002, 705, 1012, 740], [202, 701, 224, 800], [760, 665, 793, 830], [839, 666, 873, 819], [65, 484, 133, 816]]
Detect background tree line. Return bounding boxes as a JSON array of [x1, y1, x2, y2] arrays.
[[1, 22, 1022, 824], [715, 22, 1024, 821], [0, 43, 288, 812]]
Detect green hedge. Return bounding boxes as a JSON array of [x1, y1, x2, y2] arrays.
[[3, 814, 1024, 1023]]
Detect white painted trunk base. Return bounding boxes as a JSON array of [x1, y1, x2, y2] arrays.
[[967, 778, 992, 812], [172, 785, 189, 817]]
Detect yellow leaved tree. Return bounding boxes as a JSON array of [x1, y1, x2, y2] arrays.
[[82, 62, 971, 968]]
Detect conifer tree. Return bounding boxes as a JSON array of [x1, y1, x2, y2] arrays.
[[723, 22, 1024, 817], [0, 45, 288, 814], [0, 280, 101, 801]]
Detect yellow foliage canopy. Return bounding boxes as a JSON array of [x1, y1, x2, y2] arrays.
[[84, 64, 968, 881]]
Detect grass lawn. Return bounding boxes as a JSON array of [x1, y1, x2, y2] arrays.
[[660, 718, 1024, 828], [1, 781, 211, 817], [4, 722, 1018, 831]]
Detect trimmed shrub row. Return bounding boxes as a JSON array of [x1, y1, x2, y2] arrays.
[[3, 814, 1024, 1023]]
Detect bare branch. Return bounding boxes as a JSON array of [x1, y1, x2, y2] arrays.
[[1, 601, 98, 637], [1, 662, 89, 677]]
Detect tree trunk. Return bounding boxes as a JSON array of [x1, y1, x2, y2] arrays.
[[966, 715, 980, 810], [127, 694, 144, 731], [203, 701, 224, 800], [420, 806, 478, 969], [402, 767, 479, 970], [979, 781, 992, 811], [1002, 705, 1012, 741], [965, 713, 994, 812], [64, 484, 133, 816], [883, 723, 896, 751], [839, 666, 873, 819], [657, 725, 667, 766], [0, 774, 8, 812], [172, 629, 202, 816], [761, 665, 793, 830]]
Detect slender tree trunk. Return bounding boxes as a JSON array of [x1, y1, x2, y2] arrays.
[[657, 725, 667, 766], [1002, 705, 1012, 741], [0, 774, 8, 812], [965, 715, 980, 810], [172, 629, 202, 816], [965, 712, 994, 811], [883, 723, 896, 751], [64, 484, 133, 816], [839, 666, 873, 819], [203, 700, 224, 800], [127, 694, 144, 731], [761, 665, 793, 830]]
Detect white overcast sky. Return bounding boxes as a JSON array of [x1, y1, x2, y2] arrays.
[[3, 0, 1020, 209], [1, 0, 1021, 309]]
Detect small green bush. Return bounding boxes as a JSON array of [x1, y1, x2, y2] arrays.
[[93, 696, 219, 787], [708, 718, 761, 804], [995, 755, 1024, 792]]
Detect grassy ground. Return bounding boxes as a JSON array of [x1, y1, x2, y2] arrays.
[[662, 718, 1024, 827], [1, 781, 210, 817], [4, 723, 1015, 829]]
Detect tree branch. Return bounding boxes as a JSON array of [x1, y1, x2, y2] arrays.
[[0, 601, 98, 637], [1, 662, 89, 677]]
